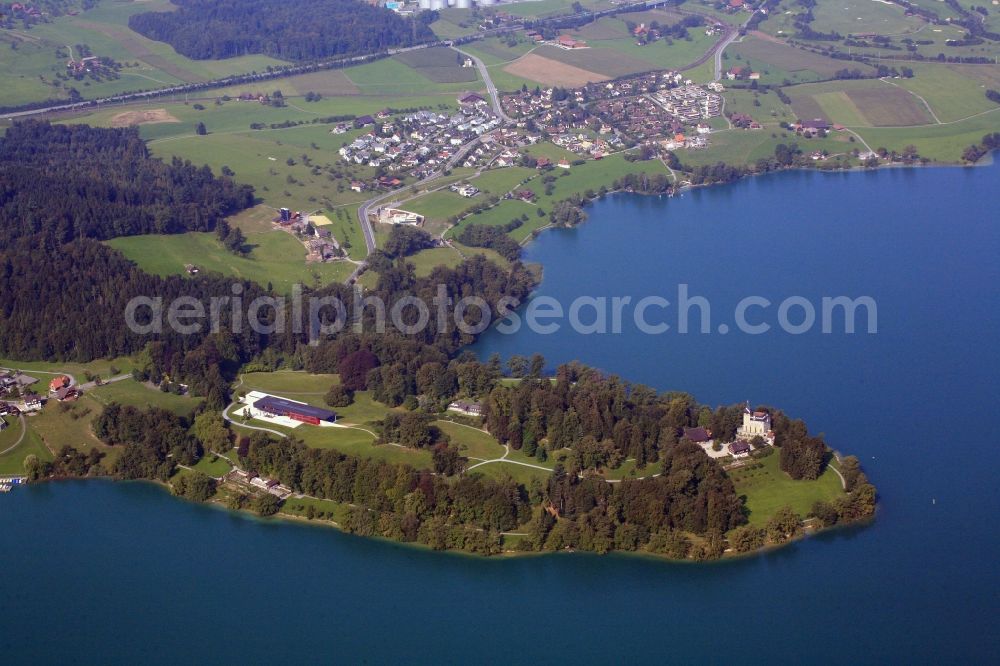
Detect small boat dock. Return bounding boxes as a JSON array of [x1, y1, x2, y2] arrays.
[[0, 476, 26, 492]]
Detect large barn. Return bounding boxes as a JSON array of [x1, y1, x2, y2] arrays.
[[250, 394, 336, 426]]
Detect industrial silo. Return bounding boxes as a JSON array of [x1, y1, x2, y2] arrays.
[[429, 0, 446, 9], [455, 0, 472, 8]]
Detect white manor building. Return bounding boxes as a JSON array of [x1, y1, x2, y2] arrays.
[[736, 403, 774, 443]]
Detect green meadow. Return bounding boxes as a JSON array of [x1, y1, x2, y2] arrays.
[[107, 228, 355, 294], [730, 452, 844, 526]]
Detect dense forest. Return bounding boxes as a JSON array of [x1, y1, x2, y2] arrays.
[[0, 121, 253, 247], [128, 0, 436, 61]]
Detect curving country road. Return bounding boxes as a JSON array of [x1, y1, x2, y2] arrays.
[[450, 46, 513, 123]]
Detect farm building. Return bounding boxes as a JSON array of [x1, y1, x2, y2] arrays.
[[48, 375, 71, 395], [251, 394, 337, 425]]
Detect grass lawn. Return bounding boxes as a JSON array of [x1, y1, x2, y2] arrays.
[[88, 379, 203, 417], [190, 454, 233, 478], [730, 451, 843, 526], [468, 460, 551, 486], [297, 425, 435, 469], [435, 420, 504, 460], [0, 426, 51, 476], [238, 371, 338, 397]]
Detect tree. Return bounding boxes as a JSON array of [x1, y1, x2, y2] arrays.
[[172, 471, 217, 501], [728, 524, 766, 552], [324, 384, 355, 407], [339, 349, 380, 391], [192, 412, 231, 454], [252, 493, 281, 516], [765, 506, 801, 543], [432, 443, 463, 475]]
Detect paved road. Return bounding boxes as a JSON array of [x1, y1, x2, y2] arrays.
[[221, 402, 289, 438], [79, 373, 131, 390], [1, 367, 76, 390], [350, 135, 481, 283], [0, 415, 27, 457], [450, 46, 513, 123]]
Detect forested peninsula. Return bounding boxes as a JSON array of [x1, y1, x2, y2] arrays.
[[0, 121, 875, 559]]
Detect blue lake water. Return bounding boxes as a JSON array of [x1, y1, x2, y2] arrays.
[[2, 164, 998, 663]]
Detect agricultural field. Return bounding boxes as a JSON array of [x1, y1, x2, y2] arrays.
[[394, 47, 479, 84], [344, 57, 482, 96], [107, 227, 356, 294], [429, 8, 481, 40], [852, 110, 1000, 160], [461, 38, 538, 67], [810, 0, 924, 37], [502, 23, 720, 84], [785, 79, 936, 127], [678, 128, 857, 168], [892, 63, 1000, 123], [503, 51, 611, 88], [722, 88, 797, 124], [501, 0, 615, 18], [0, 0, 286, 107], [730, 452, 843, 526], [727, 35, 871, 83]]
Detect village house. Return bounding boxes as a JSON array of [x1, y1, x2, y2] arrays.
[[683, 426, 713, 444], [447, 401, 483, 417], [48, 375, 71, 396], [54, 386, 81, 402], [555, 35, 587, 49], [728, 440, 752, 458]]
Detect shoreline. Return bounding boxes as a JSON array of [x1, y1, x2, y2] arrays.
[[14, 472, 874, 563]]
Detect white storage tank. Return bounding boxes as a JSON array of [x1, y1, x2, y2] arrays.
[[477, 0, 496, 6], [455, 0, 472, 8], [430, 0, 446, 9], [418, 0, 432, 9]]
